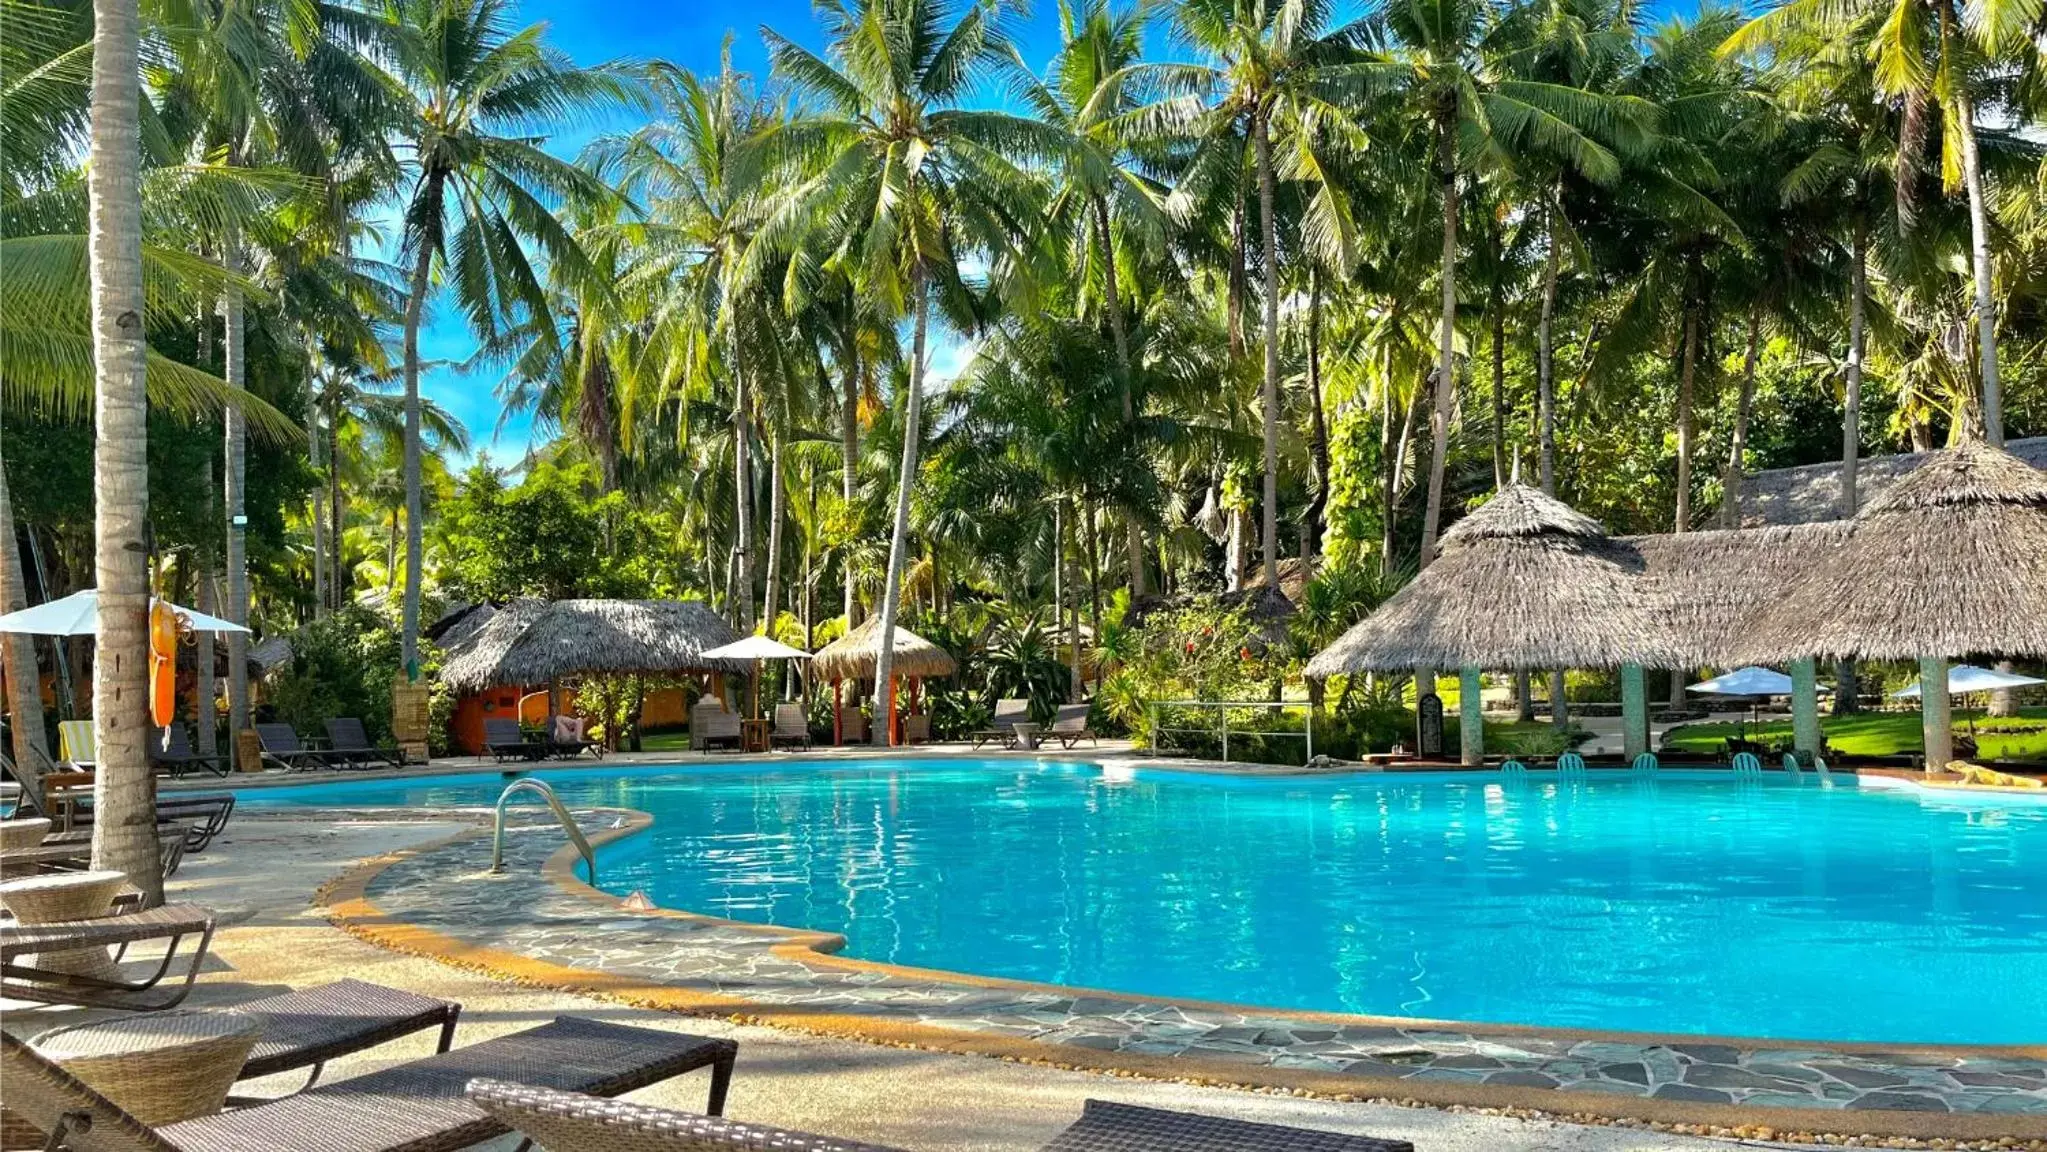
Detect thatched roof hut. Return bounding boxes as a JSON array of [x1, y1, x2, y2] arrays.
[[1730, 436, 2047, 527], [440, 598, 747, 692], [1624, 522, 1851, 668], [1306, 485, 1680, 676], [812, 617, 957, 682], [1736, 442, 2047, 663]]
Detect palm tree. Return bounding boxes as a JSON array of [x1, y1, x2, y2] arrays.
[[368, 0, 631, 678], [1149, 0, 1372, 592], [758, 0, 1049, 740], [85, 0, 164, 902]]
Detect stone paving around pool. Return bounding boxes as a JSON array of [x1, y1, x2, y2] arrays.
[[343, 814, 2047, 1124]]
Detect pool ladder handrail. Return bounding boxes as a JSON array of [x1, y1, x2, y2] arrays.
[[490, 778, 595, 885]]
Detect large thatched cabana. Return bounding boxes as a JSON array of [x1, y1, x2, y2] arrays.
[[440, 599, 747, 694], [1734, 442, 2047, 767], [1306, 485, 1679, 764], [812, 618, 957, 746], [1625, 522, 1851, 758]]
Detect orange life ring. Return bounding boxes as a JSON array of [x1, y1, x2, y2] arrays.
[[149, 600, 180, 727]]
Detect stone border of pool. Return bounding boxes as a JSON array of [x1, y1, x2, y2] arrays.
[[310, 806, 2047, 1144]]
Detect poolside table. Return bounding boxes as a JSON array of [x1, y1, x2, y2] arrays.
[[0, 870, 127, 980], [30, 1009, 262, 1124], [1012, 721, 1041, 751]]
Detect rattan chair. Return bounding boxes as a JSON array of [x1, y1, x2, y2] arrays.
[[969, 699, 1030, 750], [0, 902, 217, 1009], [465, 1085, 1416, 1152], [1, 1016, 738, 1152], [771, 703, 811, 751]]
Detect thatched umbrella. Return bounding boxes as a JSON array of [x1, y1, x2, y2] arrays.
[[1306, 485, 1679, 764], [811, 617, 957, 746], [440, 599, 748, 695], [1736, 442, 2047, 768]]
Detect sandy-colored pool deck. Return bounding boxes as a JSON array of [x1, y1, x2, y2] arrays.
[[1, 812, 1800, 1152]]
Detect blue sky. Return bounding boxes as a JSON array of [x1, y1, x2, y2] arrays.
[[415, 0, 1700, 464]]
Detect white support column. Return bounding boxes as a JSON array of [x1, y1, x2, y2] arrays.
[[1790, 658, 1821, 760], [1920, 657, 1952, 771], [1459, 666, 1484, 766], [1621, 664, 1649, 761]]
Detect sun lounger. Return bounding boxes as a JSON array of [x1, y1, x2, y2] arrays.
[[970, 698, 1030, 749], [151, 722, 233, 778], [465, 1087, 1415, 1152], [0, 902, 217, 1009], [56, 720, 96, 770], [836, 705, 867, 744], [2, 1015, 738, 1152], [256, 723, 348, 772], [53, 792, 235, 852], [323, 718, 407, 769], [232, 978, 461, 1089], [547, 715, 604, 760], [3, 826, 188, 882], [772, 702, 810, 750], [1048, 703, 1097, 749], [482, 717, 547, 763], [690, 699, 741, 751]]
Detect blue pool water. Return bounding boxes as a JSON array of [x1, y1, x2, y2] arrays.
[[242, 761, 2047, 1044]]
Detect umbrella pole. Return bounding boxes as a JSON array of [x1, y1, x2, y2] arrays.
[[1919, 657, 1953, 771]]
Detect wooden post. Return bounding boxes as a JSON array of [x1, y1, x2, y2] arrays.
[[833, 678, 842, 745], [887, 677, 900, 747], [1458, 667, 1483, 766], [1920, 657, 1952, 771], [1620, 664, 1648, 761], [1790, 657, 1821, 759]]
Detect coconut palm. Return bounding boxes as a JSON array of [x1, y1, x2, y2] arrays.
[[365, 0, 633, 679], [757, 0, 1050, 739]]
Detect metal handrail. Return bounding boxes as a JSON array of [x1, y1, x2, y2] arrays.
[[490, 778, 596, 884]]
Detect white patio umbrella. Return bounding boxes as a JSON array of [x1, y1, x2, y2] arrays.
[[0, 589, 249, 635], [700, 636, 811, 720], [1892, 664, 2046, 698], [1687, 667, 1829, 741]]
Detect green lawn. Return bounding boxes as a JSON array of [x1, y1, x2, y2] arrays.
[[1663, 707, 2047, 762], [634, 731, 693, 753]]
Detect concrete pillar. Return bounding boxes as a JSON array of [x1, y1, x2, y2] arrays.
[[1920, 657, 1952, 771], [1789, 658, 1822, 759], [1459, 667, 1484, 766], [1621, 664, 1649, 761]]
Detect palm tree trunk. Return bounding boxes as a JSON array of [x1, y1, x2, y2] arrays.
[[310, 376, 328, 619], [86, 0, 163, 903], [192, 535, 218, 757], [871, 263, 929, 743], [1092, 193, 1148, 598], [762, 426, 785, 635], [386, 510, 398, 591], [1537, 197, 1560, 496], [1254, 113, 1282, 592], [1053, 500, 1071, 699], [1489, 231, 1507, 491], [1843, 222, 1866, 515], [327, 403, 343, 611], [1956, 100, 2002, 446], [1724, 307, 1759, 528], [1421, 121, 1457, 568], [0, 439, 51, 788], [1304, 268, 1330, 580], [841, 353, 860, 625], [223, 240, 250, 745], [732, 350, 755, 633], [1671, 303, 1700, 710], [399, 232, 436, 682]]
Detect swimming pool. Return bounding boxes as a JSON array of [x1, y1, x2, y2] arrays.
[[243, 760, 2047, 1045]]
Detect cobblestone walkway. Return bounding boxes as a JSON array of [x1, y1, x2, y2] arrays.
[[354, 817, 2047, 1120]]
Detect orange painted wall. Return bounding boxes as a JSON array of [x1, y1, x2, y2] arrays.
[[449, 684, 693, 753]]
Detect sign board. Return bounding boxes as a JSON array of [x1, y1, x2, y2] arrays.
[[392, 684, 432, 762], [1417, 693, 1445, 758]]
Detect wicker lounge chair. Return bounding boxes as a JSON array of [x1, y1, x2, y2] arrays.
[[1, 1015, 737, 1152], [547, 715, 605, 760], [689, 700, 741, 752], [255, 724, 347, 772], [1048, 703, 1097, 749], [466, 1086, 1415, 1152], [231, 978, 461, 1091], [482, 717, 547, 764], [771, 703, 810, 750], [52, 792, 235, 852], [323, 718, 406, 769], [969, 698, 1030, 750], [150, 723, 233, 779], [0, 902, 217, 1009], [902, 712, 931, 744], [3, 828, 188, 883], [836, 705, 868, 744]]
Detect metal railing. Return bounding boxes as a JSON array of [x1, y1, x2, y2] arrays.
[[490, 778, 596, 884], [1148, 700, 1315, 766]]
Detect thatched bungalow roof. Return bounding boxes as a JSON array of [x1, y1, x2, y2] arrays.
[[1731, 436, 2047, 527], [440, 598, 747, 692], [1734, 442, 2047, 663], [812, 617, 958, 682], [1305, 485, 1681, 676], [1623, 522, 1851, 668]]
